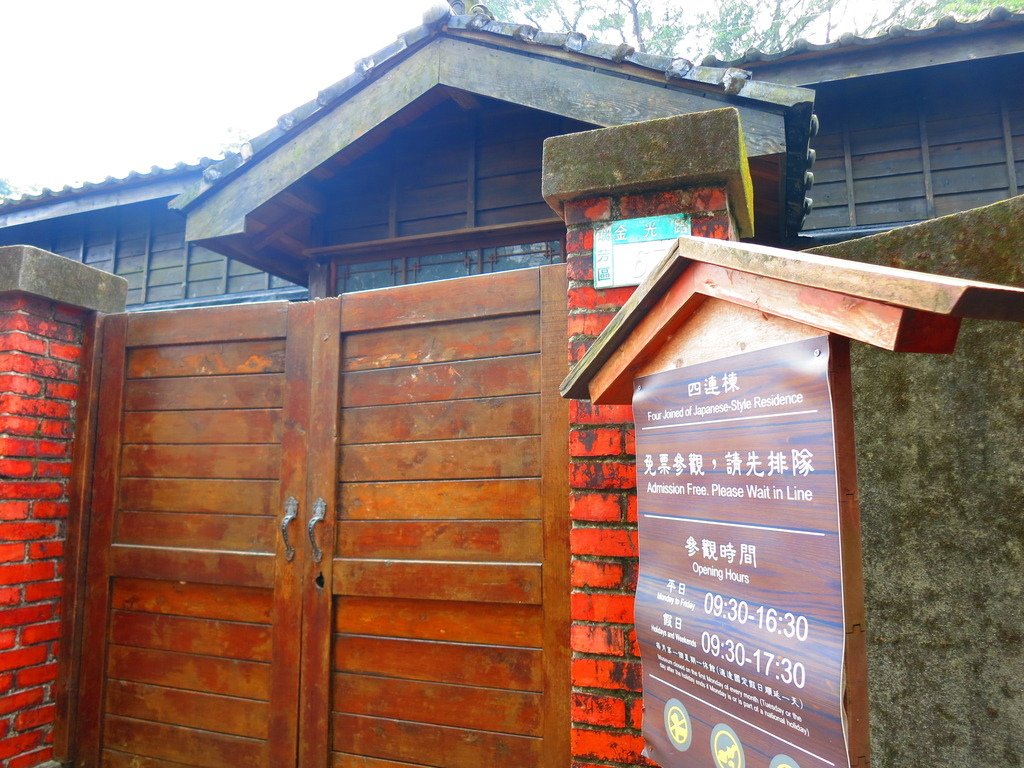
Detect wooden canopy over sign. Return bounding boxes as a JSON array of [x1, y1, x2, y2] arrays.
[[562, 235, 1024, 404]]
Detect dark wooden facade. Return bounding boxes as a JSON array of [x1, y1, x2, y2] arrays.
[[0, 198, 302, 310], [805, 55, 1024, 237]]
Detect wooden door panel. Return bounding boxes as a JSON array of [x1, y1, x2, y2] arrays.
[[326, 267, 569, 768], [76, 303, 306, 768]]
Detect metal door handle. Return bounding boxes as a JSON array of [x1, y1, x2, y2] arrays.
[[281, 496, 298, 562], [307, 497, 326, 563]]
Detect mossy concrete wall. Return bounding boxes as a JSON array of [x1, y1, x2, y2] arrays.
[[811, 195, 1024, 765]]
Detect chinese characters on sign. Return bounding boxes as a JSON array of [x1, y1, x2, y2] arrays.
[[593, 213, 691, 288], [633, 337, 850, 768]]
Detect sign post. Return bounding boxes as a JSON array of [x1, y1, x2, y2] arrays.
[[561, 235, 1024, 768]]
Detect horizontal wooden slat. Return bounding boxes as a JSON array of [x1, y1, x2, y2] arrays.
[[331, 714, 541, 767], [333, 560, 541, 604], [103, 716, 266, 768], [341, 395, 539, 444], [122, 445, 280, 480], [124, 374, 284, 411], [127, 340, 286, 379], [116, 512, 274, 552], [110, 546, 274, 589], [343, 356, 539, 407], [111, 578, 272, 624], [110, 611, 271, 662], [126, 302, 287, 347], [336, 520, 541, 562], [340, 268, 539, 332], [120, 478, 278, 516], [123, 409, 282, 445], [340, 436, 539, 482], [106, 679, 270, 739], [342, 314, 539, 371], [333, 674, 542, 736], [334, 597, 542, 646], [103, 750, 200, 768], [333, 636, 543, 691], [107, 645, 270, 700], [331, 753, 432, 768], [340, 479, 541, 520]]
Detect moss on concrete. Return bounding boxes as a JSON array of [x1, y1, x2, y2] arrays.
[[542, 108, 755, 237], [810, 196, 1024, 765], [0, 244, 127, 313]]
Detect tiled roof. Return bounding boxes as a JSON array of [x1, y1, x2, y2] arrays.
[[0, 159, 214, 215], [701, 5, 1024, 69]]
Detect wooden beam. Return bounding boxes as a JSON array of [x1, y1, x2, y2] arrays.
[[436, 38, 788, 158], [444, 86, 482, 111], [277, 184, 326, 216], [198, 235, 308, 286]]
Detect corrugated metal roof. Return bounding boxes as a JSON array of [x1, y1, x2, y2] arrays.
[[0, 159, 214, 215], [701, 5, 1024, 69]]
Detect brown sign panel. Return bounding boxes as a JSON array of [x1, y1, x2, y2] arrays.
[[633, 336, 849, 768]]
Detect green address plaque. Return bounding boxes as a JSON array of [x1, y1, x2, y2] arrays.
[[593, 213, 691, 289]]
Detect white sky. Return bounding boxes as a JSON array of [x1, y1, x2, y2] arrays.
[[0, 0, 930, 194], [1, 0, 433, 193]]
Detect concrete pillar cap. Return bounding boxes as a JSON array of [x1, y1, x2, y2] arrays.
[[0, 245, 127, 314]]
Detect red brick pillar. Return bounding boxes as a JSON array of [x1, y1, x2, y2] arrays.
[[543, 110, 753, 767], [0, 246, 125, 767]]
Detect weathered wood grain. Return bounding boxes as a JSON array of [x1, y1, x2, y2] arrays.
[[339, 479, 542, 520], [122, 409, 282, 445], [333, 560, 541, 604], [119, 478, 278, 516], [107, 645, 270, 700], [109, 611, 272, 662], [121, 445, 281, 480], [111, 578, 272, 624], [341, 396, 539, 444], [115, 512, 274, 552], [336, 520, 542, 562], [103, 716, 267, 768], [110, 546, 274, 589], [127, 339, 286, 379], [339, 436, 540, 481], [125, 374, 284, 411]]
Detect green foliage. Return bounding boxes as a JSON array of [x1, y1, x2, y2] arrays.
[[485, 0, 1021, 59]]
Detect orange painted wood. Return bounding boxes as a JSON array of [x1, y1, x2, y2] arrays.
[[339, 267, 539, 332], [331, 714, 541, 767], [75, 314, 128, 768], [336, 520, 542, 561], [107, 645, 271, 700], [103, 716, 267, 768], [342, 313, 540, 371], [119, 478, 277, 515], [333, 635, 543, 691], [538, 264, 572, 768], [339, 436, 540, 481], [103, 750, 216, 768], [109, 546, 274, 589], [106, 680, 270, 739], [115, 511, 275, 552], [332, 674, 543, 736], [123, 409, 282, 445], [109, 610, 272, 662], [340, 478, 542, 520], [111, 578, 272, 624], [342, 355, 540, 407], [126, 339, 286, 379], [330, 755, 431, 768], [126, 301, 288, 347], [333, 597, 543, 647], [124, 373, 284, 411], [340, 395, 539, 444], [298, 298, 342, 768], [121, 444, 281, 479], [332, 560, 542, 604]]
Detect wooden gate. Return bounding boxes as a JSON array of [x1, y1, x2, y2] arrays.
[[74, 266, 569, 768]]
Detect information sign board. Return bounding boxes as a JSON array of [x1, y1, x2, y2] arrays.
[[633, 336, 849, 768], [593, 213, 691, 288]]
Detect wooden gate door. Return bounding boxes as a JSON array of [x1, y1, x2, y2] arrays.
[[75, 266, 570, 768], [305, 265, 570, 768], [75, 300, 322, 768]]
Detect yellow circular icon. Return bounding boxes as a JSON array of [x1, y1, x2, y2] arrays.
[[662, 698, 692, 751], [710, 724, 745, 768]]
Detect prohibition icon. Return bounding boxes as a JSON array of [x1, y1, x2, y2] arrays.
[[662, 698, 692, 751], [710, 724, 745, 768]]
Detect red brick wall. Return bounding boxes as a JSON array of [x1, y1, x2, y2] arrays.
[[0, 293, 86, 768], [565, 189, 737, 767]]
